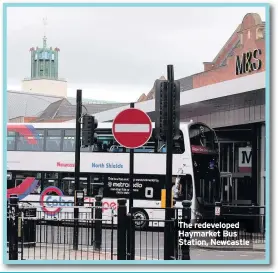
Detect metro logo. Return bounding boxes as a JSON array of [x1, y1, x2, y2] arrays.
[[238, 147, 252, 172], [40, 187, 117, 216], [44, 196, 73, 208], [40, 186, 69, 215]]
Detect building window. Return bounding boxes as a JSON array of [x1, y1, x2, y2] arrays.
[[40, 62, 44, 77], [46, 129, 62, 151], [256, 27, 264, 40]]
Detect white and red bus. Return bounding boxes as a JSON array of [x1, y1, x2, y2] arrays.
[[7, 121, 220, 228]]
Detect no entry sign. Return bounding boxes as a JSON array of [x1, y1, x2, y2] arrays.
[[112, 108, 152, 149]]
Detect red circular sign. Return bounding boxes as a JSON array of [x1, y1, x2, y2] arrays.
[[112, 108, 152, 149]]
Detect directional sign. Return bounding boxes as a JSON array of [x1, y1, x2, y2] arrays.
[[112, 108, 152, 149]]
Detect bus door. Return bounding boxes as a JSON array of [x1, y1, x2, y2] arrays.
[[220, 172, 233, 203]]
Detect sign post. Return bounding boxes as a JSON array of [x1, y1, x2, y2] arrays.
[[164, 65, 175, 260], [112, 107, 152, 260], [73, 89, 82, 251]]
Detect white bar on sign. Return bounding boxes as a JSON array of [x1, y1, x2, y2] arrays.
[[115, 124, 150, 133]]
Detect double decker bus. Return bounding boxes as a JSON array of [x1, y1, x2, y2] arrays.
[[7, 121, 220, 228]]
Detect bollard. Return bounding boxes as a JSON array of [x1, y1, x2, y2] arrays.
[[94, 195, 102, 251], [215, 201, 223, 241], [9, 195, 19, 260], [126, 213, 131, 260], [117, 199, 127, 260], [181, 200, 191, 260], [168, 207, 176, 259]]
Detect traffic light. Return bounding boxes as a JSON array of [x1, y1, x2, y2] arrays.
[[154, 79, 180, 140], [155, 79, 167, 140], [172, 80, 180, 139], [81, 114, 98, 147]]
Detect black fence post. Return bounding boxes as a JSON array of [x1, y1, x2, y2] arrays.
[[91, 200, 95, 246], [126, 213, 131, 260], [9, 195, 19, 260], [94, 195, 102, 251], [173, 201, 179, 259], [181, 200, 191, 260], [215, 201, 223, 240], [117, 199, 127, 260]]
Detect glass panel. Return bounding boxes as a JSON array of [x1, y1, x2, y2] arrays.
[[7, 131, 16, 151], [16, 129, 44, 151], [47, 129, 62, 136], [43, 179, 59, 190], [14, 172, 42, 194], [93, 135, 114, 152], [45, 172, 59, 179], [63, 136, 75, 152], [60, 179, 74, 196], [80, 180, 88, 196], [189, 124, 217, 151], [174, 174, 193, 201], [193, 153, 220, 204], [46, 130, 61, 151], [90, 175, 105, 197], [65, 129, 75, 136]]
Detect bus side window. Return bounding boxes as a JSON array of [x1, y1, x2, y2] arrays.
[[176, 175, 193, 201]]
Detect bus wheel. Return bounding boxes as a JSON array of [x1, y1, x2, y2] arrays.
[[133, 209, 149, 230]]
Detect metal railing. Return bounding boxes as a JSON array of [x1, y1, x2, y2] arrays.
[[7, 197, 265, 261]]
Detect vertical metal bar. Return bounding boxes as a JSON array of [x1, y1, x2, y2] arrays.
[[181, 201, 191, 260], [94, 195, 102, 251], [117, 199, 127, 260], [164, 65, 174, 260], [73, 89, 82, 250], [9, 195, 19, 260], [129, 102, 134, 211], [252, 123, 258, 204], [111, 211, 114, 260]]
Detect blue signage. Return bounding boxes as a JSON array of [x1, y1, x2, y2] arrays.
[[92, 163, 123, 168]]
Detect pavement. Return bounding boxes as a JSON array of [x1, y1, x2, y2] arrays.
[[8, 245, 265, 261]]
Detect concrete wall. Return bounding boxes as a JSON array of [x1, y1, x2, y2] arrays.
[[21, 79, 67, 97]]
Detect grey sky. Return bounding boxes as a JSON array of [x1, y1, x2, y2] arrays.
[[7, 6, 265, 102]]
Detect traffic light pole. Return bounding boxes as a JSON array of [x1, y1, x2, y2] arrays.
[[73, 89, 82, 251], [164, 65, 174, 260], [129, 102, 134, 212]]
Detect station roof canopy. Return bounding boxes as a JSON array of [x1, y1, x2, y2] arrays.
[[66, 71, 266, 123]]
